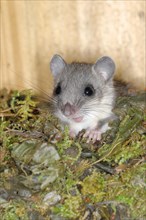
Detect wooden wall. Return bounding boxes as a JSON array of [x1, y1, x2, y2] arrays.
[[1, 0, 145, 94]]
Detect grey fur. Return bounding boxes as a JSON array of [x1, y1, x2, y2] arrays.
[[50, 54, 66, 78], [93, 56, 115, 82], [50, 54, 116, 138]]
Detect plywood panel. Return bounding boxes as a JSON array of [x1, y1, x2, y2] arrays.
[[1, 0, 145, 94]]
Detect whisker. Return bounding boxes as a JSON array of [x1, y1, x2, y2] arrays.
[[80, 105, 114, 117], [82, 103, 113, 110], [81, 111, 112, 118], [8, 68, 52, 98]]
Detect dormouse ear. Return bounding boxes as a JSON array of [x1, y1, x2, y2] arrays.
[[92, 56, 115, 81], [50, 54, 66, 77]]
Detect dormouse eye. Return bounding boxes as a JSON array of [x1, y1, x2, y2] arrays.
[[84, 85, 95, 96], [54, 84, 61, 95]]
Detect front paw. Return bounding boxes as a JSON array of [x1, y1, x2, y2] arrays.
[[83, 129, 102, 143]]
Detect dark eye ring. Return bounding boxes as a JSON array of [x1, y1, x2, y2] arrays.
[[54, 84, 61, 95], [84, 85, 95, 96]]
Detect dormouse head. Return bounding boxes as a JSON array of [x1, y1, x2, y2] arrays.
[[50, 54, 115, 124]]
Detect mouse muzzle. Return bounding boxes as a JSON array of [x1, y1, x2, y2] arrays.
[[61, 103, 84, 123], [62, 103, 76, 117]]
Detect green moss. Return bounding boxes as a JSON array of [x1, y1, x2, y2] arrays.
[[98, 106, 145, 165], [1, 200, 29, 220], [10, 89, 38, 121], [0, 89, 146, 219], [53, 194, 83, 218], [55, 126, 82, 164], [106, 163, 146, 218], [81, 171, 106, 203]]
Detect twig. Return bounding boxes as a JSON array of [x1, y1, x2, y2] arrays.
[[6, 129, 48, 139], [0, 113, 15, 117], [94, 162, 115, 174]]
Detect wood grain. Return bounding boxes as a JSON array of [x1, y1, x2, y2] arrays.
[[1, 1, 145, 93]]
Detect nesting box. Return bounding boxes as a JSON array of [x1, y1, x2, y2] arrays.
[[1, 1, 145, 93]]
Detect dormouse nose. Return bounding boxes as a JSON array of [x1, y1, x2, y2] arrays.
[[62, 103, 76, 117]]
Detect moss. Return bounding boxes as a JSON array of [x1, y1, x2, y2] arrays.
[[9, 89, 38, 121], [53, 194, 83, 218], [98, 106, 145, 165], [80, 171, 106, 203], [0, 89, 146, 219], [0, 200, 29, 220]]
